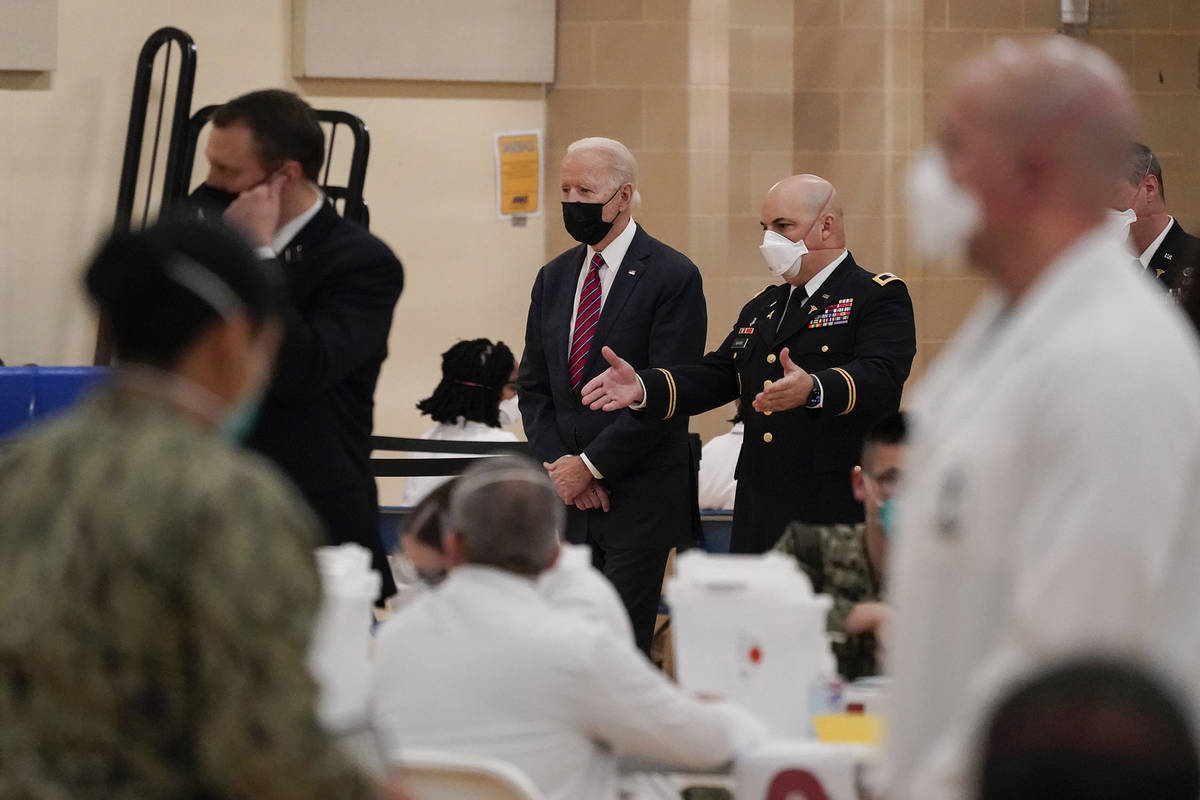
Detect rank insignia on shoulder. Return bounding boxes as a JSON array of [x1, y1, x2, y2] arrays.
[[737, 326, 755, 335], [873, 272, 901, 286], [1165, 253, 1174, 261]]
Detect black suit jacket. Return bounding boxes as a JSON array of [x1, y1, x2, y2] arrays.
[[638, 253, 916, 553], [518, 224, 707, 550], [248, 201, 403, 580], [1149, 219, 1200, 294]]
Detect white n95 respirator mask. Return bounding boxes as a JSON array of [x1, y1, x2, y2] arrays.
[[905, 150, 983, 267], [759, 229, 808, 279]]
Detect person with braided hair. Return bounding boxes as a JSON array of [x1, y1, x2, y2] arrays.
[[401, 338, 520, 506]]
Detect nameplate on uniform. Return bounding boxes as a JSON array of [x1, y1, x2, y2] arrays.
[[737, 326, 755, 335], [731, 336, 751, 349], [808, 298, 853, 328]]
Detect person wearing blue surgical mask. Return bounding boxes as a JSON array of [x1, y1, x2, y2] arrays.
[[0, 216, 402, 799], [773, 411, 907, 679]]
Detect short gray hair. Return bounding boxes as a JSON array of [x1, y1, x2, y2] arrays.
[[447, 456, 563, 575], [566, 137, 642, 205]]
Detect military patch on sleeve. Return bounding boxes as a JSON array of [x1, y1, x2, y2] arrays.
[[873, 272, 902, 286]]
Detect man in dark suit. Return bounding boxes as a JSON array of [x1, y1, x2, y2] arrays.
[[1113, 142, 1200, 296], [582, 174, 916, 554], [194, 90, 403, 600], [518, 137, 707, 654]]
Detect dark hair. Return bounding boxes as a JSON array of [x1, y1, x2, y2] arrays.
[[1126, 142, 1164, 200], [980, 658, 1199, 800], [399, 478, 456, 554], [84, 215, 286, 368], [416, 338, 516, 427], [861, 410, 906, 465], [212, 89, 325, 183]]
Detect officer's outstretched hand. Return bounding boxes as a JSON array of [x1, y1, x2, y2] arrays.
[[581, 347, 645, 411], [752, 347, 815, 413]]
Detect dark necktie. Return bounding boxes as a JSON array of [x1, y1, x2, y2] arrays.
[[777, 285, 808, 332], [569, 253, 605, 391]]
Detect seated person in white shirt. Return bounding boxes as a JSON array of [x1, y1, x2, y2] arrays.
[[394, 474, 634, 641], [401, 337, 521, 506], [697, 402, 743, 511], [371, 456, 767, 800]]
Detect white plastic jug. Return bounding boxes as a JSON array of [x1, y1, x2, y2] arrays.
[[309, 543, 381, 731], [666, 550, 832, 737]]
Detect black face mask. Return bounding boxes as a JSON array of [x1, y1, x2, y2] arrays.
[[562, 187, 622, 246], [186, 183, 240, 222]]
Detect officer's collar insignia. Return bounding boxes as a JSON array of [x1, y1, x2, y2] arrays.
[[1165, 253, 1174, 260], [1156, 269, 1167, 278]]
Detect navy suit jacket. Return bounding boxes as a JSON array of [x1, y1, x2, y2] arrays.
[[518, 224, 707, 550], [248, 201, 403, 590]]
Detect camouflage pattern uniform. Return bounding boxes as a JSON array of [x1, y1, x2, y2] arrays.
[[0, 387, 375, 800], [773, 521, 883, 680]]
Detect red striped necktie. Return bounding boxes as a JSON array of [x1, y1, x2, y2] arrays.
[[568, 252, 605, 392]]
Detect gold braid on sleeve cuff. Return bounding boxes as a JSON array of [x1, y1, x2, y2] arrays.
[[831, 367, 856, 416], [654, 368, 678, 420]]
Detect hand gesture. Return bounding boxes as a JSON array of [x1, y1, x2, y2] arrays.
[[224, 173, 286, 248], [752, 347, 814, 413], [580, 347, 644, 411]]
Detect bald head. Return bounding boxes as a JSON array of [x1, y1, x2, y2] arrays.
[[947, 36, 1135, 208], [760, 174, 846, 284], [936, 37, 1136, 294]]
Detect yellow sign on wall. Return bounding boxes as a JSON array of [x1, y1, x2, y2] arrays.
[[495, 130, 542, 218]]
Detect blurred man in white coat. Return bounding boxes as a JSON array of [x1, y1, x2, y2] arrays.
[[888, 36, 1200, 799]]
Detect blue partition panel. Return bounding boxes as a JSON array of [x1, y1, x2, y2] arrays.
[[0, 367, 110, 439]]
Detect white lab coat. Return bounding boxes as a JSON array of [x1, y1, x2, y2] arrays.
[[886, 226, 1200, 799], [400, 419, 518, 506], [698, 422, 743, 510], [371, 565, 767, 800], [537, 543, 635, 644]]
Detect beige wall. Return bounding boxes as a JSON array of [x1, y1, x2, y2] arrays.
[[546, 0, 1200, 439], [0, 0, 545, 503], [5, 1, 1199, 500]]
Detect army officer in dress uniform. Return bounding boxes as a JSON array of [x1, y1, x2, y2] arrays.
[[582, 174, 916, 554]]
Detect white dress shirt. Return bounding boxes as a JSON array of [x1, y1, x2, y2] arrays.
[[568, 220, 639, 352], [697, 422, 743, 510], [573, 220, 638, 478], [1137, 216, 1175, 269], [886, 225, 1200, 799], [371, 565, 767, 800], [400, 419, 519, 506]]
